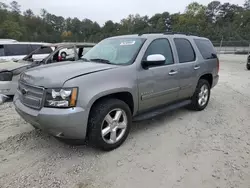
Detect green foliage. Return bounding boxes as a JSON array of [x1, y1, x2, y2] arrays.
[[0, 1, 249, 43]]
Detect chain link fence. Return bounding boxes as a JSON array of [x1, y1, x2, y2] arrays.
[[212, 41, 250, 54]]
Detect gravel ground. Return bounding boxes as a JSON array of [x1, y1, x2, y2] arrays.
[[0, 54, 250, 188]]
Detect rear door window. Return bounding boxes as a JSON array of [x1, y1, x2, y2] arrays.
[[4, 44, 30, 56], [174, 38, 196, 63], [194, 39, 217, 59], [0, 45, 4, 56], [30, 45, 41, 52], [30, 45, 53, 54]]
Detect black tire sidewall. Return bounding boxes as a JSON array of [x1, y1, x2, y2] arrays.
[[61, 52, 67, 58], [247, 64, 250, 70], [191, 79, 211, 111], [88, 99, 132, 151]]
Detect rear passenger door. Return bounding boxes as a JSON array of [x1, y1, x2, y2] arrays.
[[173, 38, 198, 99], [138, 38, 180, 112]]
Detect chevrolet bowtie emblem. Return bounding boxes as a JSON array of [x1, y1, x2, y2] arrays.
[[21, 88, 28, 95]]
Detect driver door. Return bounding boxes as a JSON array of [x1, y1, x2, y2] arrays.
[[137, 38, 180, 112]]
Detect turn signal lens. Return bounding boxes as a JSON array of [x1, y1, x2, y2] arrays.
[[70, 88, 78, 107]]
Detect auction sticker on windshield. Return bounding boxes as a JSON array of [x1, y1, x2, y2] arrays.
[[120, 41, 136, 46]]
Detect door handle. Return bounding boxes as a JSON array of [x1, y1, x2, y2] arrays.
[[169, 70, 178, 75], [194, 65, 200, 70]]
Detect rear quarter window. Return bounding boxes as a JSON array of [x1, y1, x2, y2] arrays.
[[194, 39, 217, 59]]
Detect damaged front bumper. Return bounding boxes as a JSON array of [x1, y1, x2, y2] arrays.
[[0, 80, 18, 96], [0, 94, 9, 104]]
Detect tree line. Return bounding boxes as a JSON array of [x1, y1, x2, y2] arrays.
[[0, 1, 250, 45]]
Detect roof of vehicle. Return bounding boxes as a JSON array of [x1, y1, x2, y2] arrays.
[[0, 41, 52, 45], [108, 33, 209, 41], [46, 42, 96, 48], [0, 39, 17, 42]]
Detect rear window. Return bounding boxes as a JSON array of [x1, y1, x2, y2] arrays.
[[174, 38, 196, 63], [194, 39, 217, 59], [4, 44, 30, 56]]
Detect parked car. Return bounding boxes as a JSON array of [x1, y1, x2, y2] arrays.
[[59, 45, 92, 59], [0, 38, 18, 42], [246, 54, 250, 70], [14, 33, 219, 151], [0, 42, 95, 96], [22, 42, 96, 64], [0, 42, 52, 62]]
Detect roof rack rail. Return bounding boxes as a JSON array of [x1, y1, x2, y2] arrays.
[[138, 31, 164, 36], [138, 31, 198, 36], [164, 31, 198, 36]]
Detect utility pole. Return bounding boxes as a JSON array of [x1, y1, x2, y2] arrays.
[[219, 36, 224, 56]]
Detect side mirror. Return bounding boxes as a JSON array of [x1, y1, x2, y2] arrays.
[[142, 54, 166, 68]]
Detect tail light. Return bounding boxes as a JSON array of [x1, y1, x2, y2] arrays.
[[216, 57, 220, 73]]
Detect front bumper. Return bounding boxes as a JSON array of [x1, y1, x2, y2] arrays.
[[0, 80, 18, 96], [14, 96, 89, 139]]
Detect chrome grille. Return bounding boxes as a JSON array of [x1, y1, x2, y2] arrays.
[[17, 81, 45, 110]]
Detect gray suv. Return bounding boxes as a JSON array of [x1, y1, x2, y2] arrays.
[[14, 33, 219, 151]]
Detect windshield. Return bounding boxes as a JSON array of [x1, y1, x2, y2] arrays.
[[83, 38, 145, 65]]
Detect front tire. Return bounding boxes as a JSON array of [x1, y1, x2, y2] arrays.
[[88, 98, 132, 151], [188, 79, 211, 111]]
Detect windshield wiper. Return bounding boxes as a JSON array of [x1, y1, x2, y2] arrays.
[[90, 58, 114, 64]]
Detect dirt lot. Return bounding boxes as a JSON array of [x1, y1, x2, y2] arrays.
[[0, 54, 250, 188]]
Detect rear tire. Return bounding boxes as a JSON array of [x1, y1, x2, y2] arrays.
[[88, 98, 132, 151], [246, 64, 250, 70], [188, 79, 211, 111]]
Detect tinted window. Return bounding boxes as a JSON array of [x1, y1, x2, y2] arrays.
[[31, 45, 53, 54], [194, 39, 217, 59], [30, 45, 40, 51], [4, 44, 30, 56], [174, 38, 195, 63], [0, 45, 4, 56], [144, 38, 174, 65]]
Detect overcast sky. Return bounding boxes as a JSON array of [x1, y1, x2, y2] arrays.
[[3, 0, 245, 25]]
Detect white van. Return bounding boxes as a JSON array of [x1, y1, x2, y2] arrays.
[[0, 39, 18, 42], [0, 42, 53, 62]]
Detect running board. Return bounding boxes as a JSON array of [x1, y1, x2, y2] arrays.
[[133, 100, 191, 122]]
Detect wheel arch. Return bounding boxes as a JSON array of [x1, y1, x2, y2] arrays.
[[88, 90, 135, 116], [199, 73, 213, 88]]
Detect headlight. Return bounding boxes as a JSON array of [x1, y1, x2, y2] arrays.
[[0, 71, 13, 81], [44, 87, 78, 108]]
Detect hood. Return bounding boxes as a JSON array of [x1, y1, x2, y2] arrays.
[[0, 61, 31, 71], [20, 61, 119, 88]]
